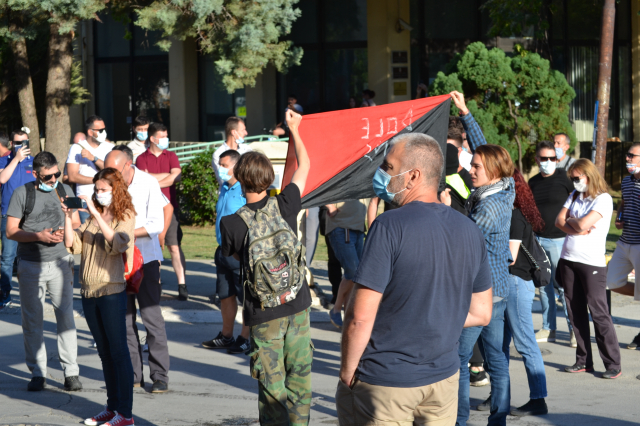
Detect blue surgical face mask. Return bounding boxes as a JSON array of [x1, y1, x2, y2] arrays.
[[39, 180, 58, 193], [157, 137, 169, 150], [137, 131, 148, 141], [372, 167, 413, 204], [555, 147, 564, 159], [236, 137, 245, 144], [219, 167, 232, 182]]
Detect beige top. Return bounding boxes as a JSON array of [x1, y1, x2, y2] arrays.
[[69, 211, 136, 298], [325, 199, 369, 235]]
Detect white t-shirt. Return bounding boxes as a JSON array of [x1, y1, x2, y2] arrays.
[[65, 141, 115, 197], [128, 139, 147, 162], [211, 142, 252, 186], [560, 191, 613, 267]]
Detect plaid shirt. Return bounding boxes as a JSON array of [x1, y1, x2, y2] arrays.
[[460, 112, 487, 151], [468, 178, 515, 298]]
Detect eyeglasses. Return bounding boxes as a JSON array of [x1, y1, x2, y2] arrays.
[[12, 140, 28, 144], [626, 153, 640, 159], [38, 171, 61, 181], [570, 174, 585, 183], [91, 128, 106, 133], [539, 156, 557, 162]]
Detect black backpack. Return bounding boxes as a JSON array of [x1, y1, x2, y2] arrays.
[[519, 229, 552, 288], [19, 181, 67, 229]]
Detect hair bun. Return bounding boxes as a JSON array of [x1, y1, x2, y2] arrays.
[[21, 127, 30, 134]]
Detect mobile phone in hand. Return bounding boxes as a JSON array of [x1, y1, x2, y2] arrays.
[[63, 197, 87, 210]]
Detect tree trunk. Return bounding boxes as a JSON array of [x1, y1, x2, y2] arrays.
[[9, 25, 40, 154], [45, 23, 73, 170], [507, 100, 524, 171]]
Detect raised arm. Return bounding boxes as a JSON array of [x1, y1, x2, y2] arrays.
[[0, 147, 30, 184], [450, 91, 487, 152], [287, 110, 310, 195]]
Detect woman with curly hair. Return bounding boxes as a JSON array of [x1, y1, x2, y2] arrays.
[[62, 168, 137, 426], [504, 169, 549, 418]]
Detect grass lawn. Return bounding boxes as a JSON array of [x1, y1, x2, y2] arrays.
[[164, 225, 330, 262]]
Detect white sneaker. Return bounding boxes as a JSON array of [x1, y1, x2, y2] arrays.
[[535, 329, 556, 342]]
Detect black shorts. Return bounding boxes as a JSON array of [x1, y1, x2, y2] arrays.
[[165, 213, 183, 247], [214, 247, 243, 301]]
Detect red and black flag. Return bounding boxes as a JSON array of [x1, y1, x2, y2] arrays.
[[281, 94, 452, 208]]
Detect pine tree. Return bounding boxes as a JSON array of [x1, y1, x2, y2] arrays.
[[430, 42, 576, 172]]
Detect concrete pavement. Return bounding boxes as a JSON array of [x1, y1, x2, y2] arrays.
[[0, 259, 639, 425]]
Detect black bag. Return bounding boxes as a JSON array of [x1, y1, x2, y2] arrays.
[[519, 229, 552, 288]]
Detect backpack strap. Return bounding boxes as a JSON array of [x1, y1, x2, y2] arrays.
[[56, 183, 67, 199], [19, 181, 37, 229]]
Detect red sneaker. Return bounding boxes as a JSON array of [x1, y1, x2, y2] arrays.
[[84, 405, 116, 425], [104, 414, 135, 426]]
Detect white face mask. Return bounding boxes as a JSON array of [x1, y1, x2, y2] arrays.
[[94, 129, 107, 143], [573, 179, 588, 193], [96, 191, 112, 206], [157, 138, 169, 150], [539, 160, 556, 175], [626, 163, 640, 175], [458, 150, 473, 171]]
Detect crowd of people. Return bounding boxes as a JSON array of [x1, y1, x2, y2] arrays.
[[0, 89, 638, 426]]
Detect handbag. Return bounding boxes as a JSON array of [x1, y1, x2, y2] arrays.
[[123, 243, 145, 294], [520, 229, 552, 288]]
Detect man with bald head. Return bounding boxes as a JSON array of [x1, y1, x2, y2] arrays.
[[336, 134, 493, 425], [105, 145, 171, 393]]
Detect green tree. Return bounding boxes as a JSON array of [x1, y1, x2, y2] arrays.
[[112, 0, 303, 93], [430, 42, 576, 172]]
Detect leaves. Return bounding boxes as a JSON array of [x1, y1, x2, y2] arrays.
[[177, 148, 220, 225]]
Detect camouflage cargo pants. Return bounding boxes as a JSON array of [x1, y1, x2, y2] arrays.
[[250, 308, 313, 426]]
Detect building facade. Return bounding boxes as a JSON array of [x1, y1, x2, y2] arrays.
[[72, 0, 639, 144]]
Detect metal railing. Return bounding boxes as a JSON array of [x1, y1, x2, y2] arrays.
[[168, 135, 288, 164]]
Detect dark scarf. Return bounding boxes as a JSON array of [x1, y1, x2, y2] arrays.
[[466, 177, 511, 213]]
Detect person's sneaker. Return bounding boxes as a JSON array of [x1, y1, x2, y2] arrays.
[[0, 290, 11, 309], [227, 336, 251, 354], [177, 284, 188, 301], [151, 380, 168, 393], [569, 330, 577, 348], [476, 396, 491, 411], [510, 398, 548, 417], [469, 369, 489, 387], [27, 376, 46, 391], [133, 378, 145, 388], [103, 413, 135, 426], [84, 405, 116, 425], [64, 375, 83, 391], [329, 310, 343, 329], [535, 329, 556, 342], [564, 363, 594, 373], [627, 332, 640, 349], [201, 331, 235, 349], [602, 369, 622, 379]]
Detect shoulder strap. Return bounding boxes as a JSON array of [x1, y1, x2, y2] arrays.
[[236, 205, 256, 229], [19, 182, 37, 229], [56, 183, 67, 199], [519, 229, 540, 270]]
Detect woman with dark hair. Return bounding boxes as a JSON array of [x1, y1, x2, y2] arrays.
[[62, 168, 137, 426], [504, 169, 548, 417]]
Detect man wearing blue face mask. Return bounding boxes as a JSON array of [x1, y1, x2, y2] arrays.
[[137, 123, 187, 301], [212, 117, 252, 187], [554, 133, 576, 170], [127, 115, 151, 162], [529, 140, 575, 347], [6, 151, 82, 392]]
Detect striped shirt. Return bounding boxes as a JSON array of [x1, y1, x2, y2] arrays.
[[620, 175, 640, 244]]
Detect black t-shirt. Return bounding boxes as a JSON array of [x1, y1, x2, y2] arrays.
[[509, 209, 534, 281], [447, 168, 474, 215], [220, 184, 311, 326], [528, 170, 573, 238]]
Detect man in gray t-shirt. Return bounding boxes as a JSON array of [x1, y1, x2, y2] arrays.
[[6, 151, 83, 392]]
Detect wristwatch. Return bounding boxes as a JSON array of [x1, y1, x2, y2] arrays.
[[92, 156, 98, 163]]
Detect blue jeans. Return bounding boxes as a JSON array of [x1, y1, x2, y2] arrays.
[[0, 215, 18, 294], [327, 228, 364, 280], [83, 291, 134, 418], [537, 237, 571, 332], [457, 299, 510, 426], [503, 276, 547, 399]]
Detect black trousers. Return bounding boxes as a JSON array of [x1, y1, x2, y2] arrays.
[[325, 236, 342, 304], [557, 258, 621, 370], [126, 261, 170, 383], [470, 342, 484, 367]]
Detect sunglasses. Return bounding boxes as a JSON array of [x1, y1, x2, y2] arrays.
[[569, 174, 585, 183], [91, 128, 106, 133], [626, 153, 640, 159], [37, 171, 62, 181], [539, 156, 557, 162], [13, 140, 29, 144]]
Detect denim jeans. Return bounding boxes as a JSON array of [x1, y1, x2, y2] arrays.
[[457, 299, 510, 426], [83, 291, 134, 418], [327, 228, 364, 280], [537, 237, 572, 332], [0, 215, 18, 294], [503, 276, 547, 399]]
